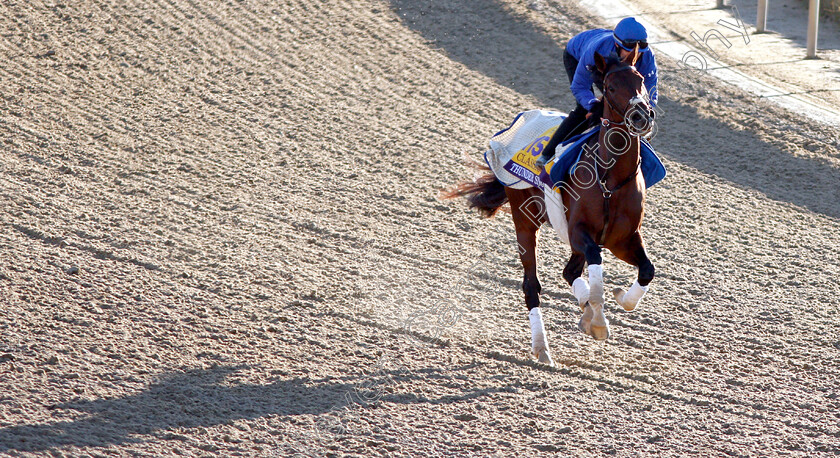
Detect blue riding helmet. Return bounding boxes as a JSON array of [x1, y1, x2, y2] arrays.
[[613, 17, 649, 53]]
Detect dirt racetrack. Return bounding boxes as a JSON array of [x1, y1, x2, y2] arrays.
[[1, 0, 840, 456]]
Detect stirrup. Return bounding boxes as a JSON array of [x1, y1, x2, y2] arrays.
[[535, 154, 551, 169]]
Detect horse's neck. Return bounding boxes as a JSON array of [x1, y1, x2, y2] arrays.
[[597, 128, 640, 185]]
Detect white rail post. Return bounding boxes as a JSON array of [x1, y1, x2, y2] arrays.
[[757, 0, 768, 33], [807, 0, 820, 58]]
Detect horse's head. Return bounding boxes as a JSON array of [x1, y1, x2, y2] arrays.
[[592, 48, 654, 137]]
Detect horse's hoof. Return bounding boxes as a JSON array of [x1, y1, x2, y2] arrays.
[[537, 349, 555, 367], [578, 303, 593, 334], [589, 304, 610, 340], [589, 324, 610, 341], [613, 287, 635, 311], [578, 317, 589, 334]]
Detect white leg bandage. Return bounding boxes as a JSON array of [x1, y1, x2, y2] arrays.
[[622, 281, 648, 308], [572, 277, 590, 307], [588, 264, 604, 305], [528, 308, 549, 352]]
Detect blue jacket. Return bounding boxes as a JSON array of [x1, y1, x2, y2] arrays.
[[566, 29, 658, 110]]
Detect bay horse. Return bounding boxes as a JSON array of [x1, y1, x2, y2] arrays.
[[447, 49, 655, 366]]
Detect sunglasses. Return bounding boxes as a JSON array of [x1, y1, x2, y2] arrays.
[[615, 37, 649, 51]]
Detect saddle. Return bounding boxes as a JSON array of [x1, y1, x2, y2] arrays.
[[483, 110, 666, 191]]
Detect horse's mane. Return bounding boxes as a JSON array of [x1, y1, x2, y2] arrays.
[[603, 52, 624, 68], [590, 51, 629, 88]]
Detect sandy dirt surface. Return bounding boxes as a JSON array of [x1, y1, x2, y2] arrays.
[[1, 0, 839, 456]]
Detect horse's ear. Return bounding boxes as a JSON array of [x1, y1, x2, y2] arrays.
[[622, 44, 641, 66], [594, 52, 607, 73]]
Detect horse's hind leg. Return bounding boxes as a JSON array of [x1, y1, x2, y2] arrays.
[[507, 188, 554, 366], [570, 226, 610, 340], [611, 232, 655, 311]]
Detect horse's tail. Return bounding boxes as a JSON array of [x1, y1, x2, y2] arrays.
[[443, 164, 508, 218]]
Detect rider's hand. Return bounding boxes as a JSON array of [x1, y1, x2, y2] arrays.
[[588, 99, 604, 120]]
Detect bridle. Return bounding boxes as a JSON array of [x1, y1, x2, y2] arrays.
[[600, 64, 653, 136]]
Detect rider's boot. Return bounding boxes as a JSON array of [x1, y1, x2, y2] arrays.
[[536, 103, 589, 169]]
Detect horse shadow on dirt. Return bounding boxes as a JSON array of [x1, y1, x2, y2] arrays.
[[0, 364, 503, 453], [390, 0, 840, 220]]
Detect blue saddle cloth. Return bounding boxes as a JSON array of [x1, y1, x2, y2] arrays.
[[547, 127, 667, 189]]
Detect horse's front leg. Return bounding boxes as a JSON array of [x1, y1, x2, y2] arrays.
[[611, 232, 655, 311], [508, 189, 554, 366], [571, 226, 610, 340], [563, 252, 588, 310]]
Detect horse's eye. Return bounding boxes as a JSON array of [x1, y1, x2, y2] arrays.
[[609, 87, 615, 93]]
